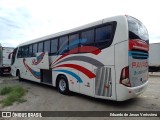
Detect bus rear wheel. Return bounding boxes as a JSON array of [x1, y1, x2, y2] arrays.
[[57, 75, 69, 95], [17, 70, 22, 81]]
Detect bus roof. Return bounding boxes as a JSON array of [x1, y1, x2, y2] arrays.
[[18, 15, 126, 47]]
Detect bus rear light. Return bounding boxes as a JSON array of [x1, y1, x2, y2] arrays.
[[120, 66, 131, 87]]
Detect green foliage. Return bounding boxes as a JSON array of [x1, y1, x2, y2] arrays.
[[0, 86, 12, 95], [0, 85, 27, 106]]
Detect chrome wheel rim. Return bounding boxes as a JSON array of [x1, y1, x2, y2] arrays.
[[59, 79, 66, 91]]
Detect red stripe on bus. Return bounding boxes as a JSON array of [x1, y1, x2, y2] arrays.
[[53, 64, 96, 79]]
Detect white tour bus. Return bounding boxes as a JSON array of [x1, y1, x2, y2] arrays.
[[11, 15, 149, 101]]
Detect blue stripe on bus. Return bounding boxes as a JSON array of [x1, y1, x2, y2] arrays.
[[132, 55, 148, 58], [53, 69, 83, 83]]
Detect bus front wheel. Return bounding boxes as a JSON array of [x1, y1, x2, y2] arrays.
[[17, 70, 22, 81]]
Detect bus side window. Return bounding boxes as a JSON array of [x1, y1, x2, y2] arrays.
[[81, 29, 94, 45], [95, 25, 113, 48], [32, 43, 38, 57], [59, 36, 68, 55], [21, 47, 25, 58], [29, 45, 33, 57], [44, 40, 50, 53], [38, 42, 44, 52], [80, 29, 95, 53], [17, 47, 22, 58], [69, 33, 79, 52], [51, 38, 58, 54], [24, 46, 29, 57]]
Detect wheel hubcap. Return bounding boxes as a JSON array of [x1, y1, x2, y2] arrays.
[[59, 79, 66, 91]]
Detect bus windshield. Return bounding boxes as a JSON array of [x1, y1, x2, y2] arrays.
[[127, 16, 149, 44], [11, 48, 17, 65]]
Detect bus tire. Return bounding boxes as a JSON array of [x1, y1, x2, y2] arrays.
[[57, 75, 69, 95], [17, 70, 22, 81]]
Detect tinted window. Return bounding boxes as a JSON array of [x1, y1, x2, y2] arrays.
[[95, 25, 112, 42], [23, 46, 29, 57], [33, 43, 37, 57], [17, 47, 22, 58], [38, 42, 43, 52], [81, 29, 94, 44], [11, 48, 18, 65], [44, 40, 50, 53], [21, 47, 25, 57], [51, 39, 58, 54], [69, 33, 79, 51], [28, 45, 33, 57], [59, 36, 68, 54]]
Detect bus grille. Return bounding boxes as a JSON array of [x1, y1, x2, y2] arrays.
[[95, 67, 112, 97], [129, 51, 148, 59]]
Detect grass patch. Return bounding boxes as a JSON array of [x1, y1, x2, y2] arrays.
[[0, 85, 27, 106], [0, 86, 13, 95]]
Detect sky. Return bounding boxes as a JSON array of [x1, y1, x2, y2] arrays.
[[0, 0, 160, 47]]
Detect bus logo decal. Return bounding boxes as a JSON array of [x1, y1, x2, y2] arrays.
[[23, 59, 40, 79], [32, 52, 45, 65]]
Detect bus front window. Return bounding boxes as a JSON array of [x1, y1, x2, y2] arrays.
[[11, 48, 17, 65]]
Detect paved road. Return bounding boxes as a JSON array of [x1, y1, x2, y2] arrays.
[[0, 75, 160, 120]]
